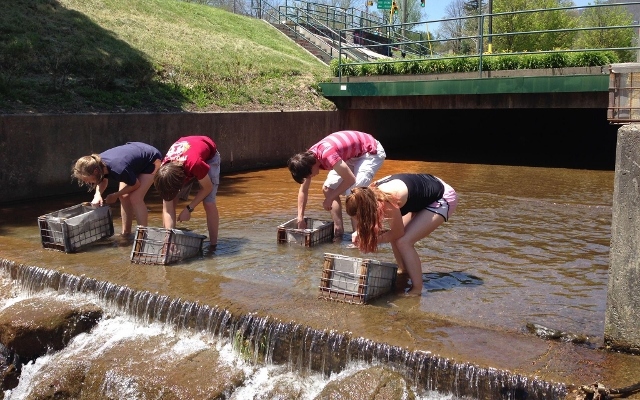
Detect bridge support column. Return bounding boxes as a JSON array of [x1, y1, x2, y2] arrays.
[[605, 123, 640, 354]]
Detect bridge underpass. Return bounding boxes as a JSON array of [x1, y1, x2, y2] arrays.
[[321, 68, 618, 170]]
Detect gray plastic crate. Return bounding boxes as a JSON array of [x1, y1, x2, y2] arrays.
[[130, 226, 206, 265], [38, 204, 114, 253], [277, 217, 334, 246], [319, 253, 398, 304]]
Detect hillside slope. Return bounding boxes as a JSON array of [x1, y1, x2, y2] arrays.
[[0, 0, 335, 113]]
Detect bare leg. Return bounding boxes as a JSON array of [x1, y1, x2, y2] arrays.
[[330, 198, 344, 238], [395, 210, 445, 295], [203, 201, 219, 249], [118, 182, 134, 235], [324, 186, 344, 238], [162, 199, 178, 229], [126, 172, 155, 232]]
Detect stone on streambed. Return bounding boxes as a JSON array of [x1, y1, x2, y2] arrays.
[[314, 366, 416, 400], [0, 297, 103, 360], [22, 334, 247, 399]]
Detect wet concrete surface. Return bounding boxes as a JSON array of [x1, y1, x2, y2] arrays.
[[1, 160, 639, 396]]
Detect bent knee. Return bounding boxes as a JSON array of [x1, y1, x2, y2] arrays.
[[395, 236, 416, 249]]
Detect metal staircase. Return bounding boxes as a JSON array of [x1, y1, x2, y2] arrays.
[[254, 0, 429, 64]]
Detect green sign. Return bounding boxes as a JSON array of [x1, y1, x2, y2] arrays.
[[377, 0, 391, 9]]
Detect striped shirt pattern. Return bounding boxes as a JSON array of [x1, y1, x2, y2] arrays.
[[309, 130, 378, 170]]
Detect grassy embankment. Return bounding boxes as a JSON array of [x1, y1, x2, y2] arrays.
[[0, 0, 335, 113]]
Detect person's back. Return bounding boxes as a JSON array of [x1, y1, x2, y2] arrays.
[[309, 130, 379, 170], [287, 130, 386, 238]]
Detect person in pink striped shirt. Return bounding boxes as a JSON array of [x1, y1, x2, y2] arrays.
[[287, 130, 386, 239]]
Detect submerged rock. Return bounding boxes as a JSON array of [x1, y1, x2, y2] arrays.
[[22, 330, 247, 399], [314, 366, 416, 399], [0, 297, 103, 360], [526, 322, 589, 344]]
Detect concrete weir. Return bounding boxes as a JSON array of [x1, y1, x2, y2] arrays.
[[0, 259, 567, 400]]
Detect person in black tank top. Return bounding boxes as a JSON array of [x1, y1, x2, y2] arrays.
[[345, 173, 458, 296]]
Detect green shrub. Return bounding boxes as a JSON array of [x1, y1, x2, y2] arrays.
[[449, 57, 477, 72], [329, 50, 619, 77], [374, 62, 395, 75]]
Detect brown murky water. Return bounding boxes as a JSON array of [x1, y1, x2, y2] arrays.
[[1, 160, 612, 338], [2, 159, 638, 393]]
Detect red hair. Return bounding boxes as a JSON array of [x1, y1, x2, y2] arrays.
[[345, 186, 397, 253]]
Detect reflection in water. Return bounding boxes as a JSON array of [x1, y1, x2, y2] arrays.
[[0, 160, 620, 396], [214, 160, 612, 343], [422, 271, 483, 293], [0, 160, 613, 344]]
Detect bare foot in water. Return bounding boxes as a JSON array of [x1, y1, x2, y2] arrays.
[[405, 286, 423, 296], [333, 226, 344, 242]]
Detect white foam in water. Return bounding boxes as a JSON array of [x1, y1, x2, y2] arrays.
[[1, 292, 458, 400], [3, 315, 167, 400]]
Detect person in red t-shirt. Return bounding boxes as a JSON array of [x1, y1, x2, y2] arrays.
[[287, 130, 386, 238], [154, 136, 220, 251]]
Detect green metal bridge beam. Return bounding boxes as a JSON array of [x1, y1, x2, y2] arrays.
[[319, 73, 610, 109]]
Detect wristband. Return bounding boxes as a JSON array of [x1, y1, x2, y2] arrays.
[[186, 205, 194, 213]]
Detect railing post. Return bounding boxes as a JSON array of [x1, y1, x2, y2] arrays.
[[338, 32, 343, 82], [478, 6, 484, 77]]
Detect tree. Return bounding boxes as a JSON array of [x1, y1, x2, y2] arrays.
[[490, 0, 577, 52], [575, 0, 635, 61], [438, 0, 480, 54]]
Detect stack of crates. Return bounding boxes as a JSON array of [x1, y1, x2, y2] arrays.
[[277, 217, 334, 247], [608, 63, 640, 123], [38, 204, 114, 253], [130, 226, 206, 265], [319, 253, 398, 304]]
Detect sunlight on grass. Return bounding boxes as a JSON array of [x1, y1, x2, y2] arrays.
[[0, 0, 334, 112]]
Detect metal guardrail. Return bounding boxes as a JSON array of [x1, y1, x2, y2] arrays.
[[253, 0, 431, 62], [331, 1, 640, 80], [251, 1, 640, 81]]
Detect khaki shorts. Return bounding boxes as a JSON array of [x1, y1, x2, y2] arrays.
[[323, 140, 386, 196], [178, 151, 221, 203]]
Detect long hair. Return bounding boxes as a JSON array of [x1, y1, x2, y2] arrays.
[[345, 186, 397, 253], [71, 154, 105, 191], [287, 151, 316, 184], [153, 162, 186, 201]]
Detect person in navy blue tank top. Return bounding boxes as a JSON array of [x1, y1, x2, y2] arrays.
[[345, 174, 458, 296], [72, 142, 162, 237]]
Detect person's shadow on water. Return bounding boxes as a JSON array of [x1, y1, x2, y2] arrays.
[[393, 271, 484, 295], [203, 237, 249, 257]]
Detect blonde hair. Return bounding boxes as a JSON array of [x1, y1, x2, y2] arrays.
[[345, 186, 397, 253], [71, 154, 104, 191]]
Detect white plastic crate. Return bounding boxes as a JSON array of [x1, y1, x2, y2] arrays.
[[608, 63, 640, 123], [38, 204, 114, 253], [319, 253, 398, 304], [130, 226, 206, 265], [277, 217, 334, 246]]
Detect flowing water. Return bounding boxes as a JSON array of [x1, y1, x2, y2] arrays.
[[0, 159, 634, 399]]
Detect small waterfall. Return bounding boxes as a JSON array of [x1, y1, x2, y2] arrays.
[[1, 259, 568, 400]]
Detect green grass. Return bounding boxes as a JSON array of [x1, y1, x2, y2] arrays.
[[0, 0, 335, 113]]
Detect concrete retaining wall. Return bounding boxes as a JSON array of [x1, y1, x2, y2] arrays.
[[0, 111, 347, 203]]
